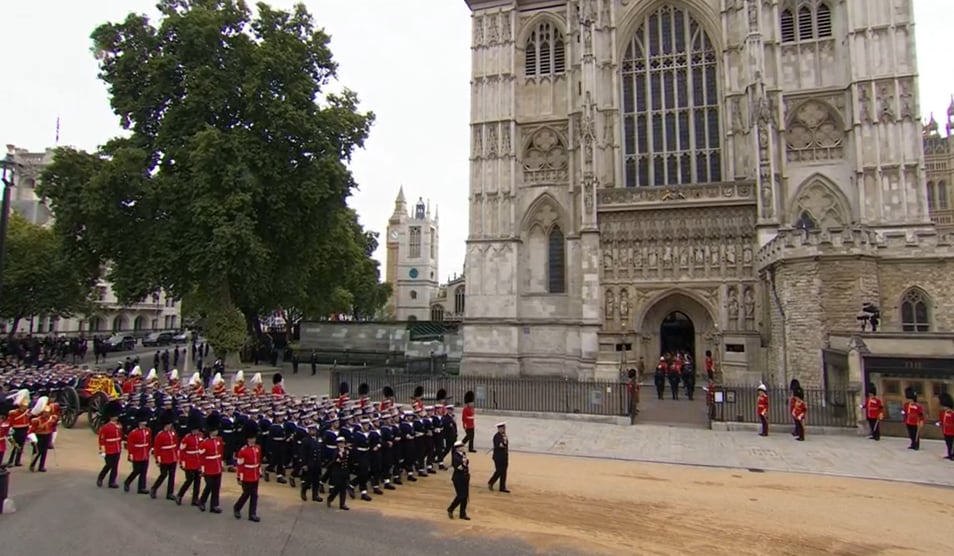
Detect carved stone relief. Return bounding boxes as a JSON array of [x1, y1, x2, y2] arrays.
[[605, 288, 616, 321], [858, 85, 872, 124], [747, 0, 759, 32], [598, 182, 755, 205], [487, 14, 499, 44], [727, 286, 740, 329], [522, 126, 569, 184], [474, 16, 484, 46], [583, 175, 595, 215], [473, 125, 483, 158], [877, 82, 895, 124], [792, 181, 849, 229], [619, 288, 630, 320], [743, 285, 755, 324], [785, 100, 845, 162], [488, 124, 498, 157], [501, 12, 512, 41], [502, 124, 512, 156], [898, 79, 915, 121]]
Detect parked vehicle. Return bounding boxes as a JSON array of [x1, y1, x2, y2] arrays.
[[142, 331, 175, 347], [105, 334, 137, 351]]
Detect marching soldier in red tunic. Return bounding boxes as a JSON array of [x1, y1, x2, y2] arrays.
[[902, 387, 925, 451], [380, 386, 395, 411], [412, 385, 425, 413], [336, 381, 350, 408], [168, 369, 181, 393], [189, 372, 205, 396], [251, 373, 265, 396], [177, 412, 205, 506], [271, 373, 286, 396], [122, 367, 143, 395], [863, 384, 884, 441], [357, 383, 371, 408], [211, 373, 227, 397], [28, 396, 59, 472], [791, 387, 807, 442], [756, 384, 769, 437], [936, 392, 954, 460], [234, 421, 262, 522], [233, 370, 247, 396], [0, 399, 10, 464], [151, 411, 180, 500], [6, 389, 31, 467], [124, 408, 153, 494], [198, 413, 225, 513], [97, 400, 124, 488]]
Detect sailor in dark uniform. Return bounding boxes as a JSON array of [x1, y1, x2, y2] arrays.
[[412, 411, 428, 477], [487, 422, 510, 493], [399, 411, 418, 482], [378, 411, 397, 490], [325, 436, 350, 510], [264, 411, 287, 483], [441, 405, 457, 464], [368, 414, 385, 495], [299, 421, 324, 502], [320, 417, 341, 489], [350, 418, 373, 501], [447, 440, 471, 520], [283, 417, 300, 487]]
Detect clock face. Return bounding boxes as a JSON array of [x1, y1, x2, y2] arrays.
[[390, 230, 399, 240], [409, 268, 419, 279]]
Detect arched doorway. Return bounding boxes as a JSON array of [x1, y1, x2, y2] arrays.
[[660, 311, 694, 357], [133, 316, 147, 331], [112, 314, 127, 333]]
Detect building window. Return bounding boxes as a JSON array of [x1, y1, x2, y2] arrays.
[[525, 22, 565, 77], [409, 226, 421, 258], [407, 315, 417, 322], [429, 228, 436, 259], [621, 5, 722, 187], [410, 290, 418, 300], [48, 318, 57, 333], [547, 226, 566, 294], [900, 288, 931, 332], [927, 181, 936, 210], [454, 287, 465, 315], [795, 210, 817, 230], [781, 2, 832, 44], [170, 316, 177, 329], [939, 180, 948, 209], [431, 305, 445, 322]]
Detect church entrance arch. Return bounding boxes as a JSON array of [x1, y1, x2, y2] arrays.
[[660, 311, 695, 357]]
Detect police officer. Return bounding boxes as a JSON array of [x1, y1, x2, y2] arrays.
[[446, 440, 471, 520]]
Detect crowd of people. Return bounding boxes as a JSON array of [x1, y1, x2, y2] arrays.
[[0, 361, 515, 522]]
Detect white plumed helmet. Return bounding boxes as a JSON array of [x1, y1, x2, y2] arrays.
[[758, 383, 767, 392], [146, 368, 158, 382], [189, 372, 201, 387], [130, 366, 142, 377], [31, 396, 49, 416], [169, 369, 179, 381], [235, 370, 245, 383], [212, 372, 224, 386], [13, 389, 30, 407], [251, 372, 262, 385]]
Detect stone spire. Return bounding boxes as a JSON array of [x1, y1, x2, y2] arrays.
[[391, 186, 407, 219]]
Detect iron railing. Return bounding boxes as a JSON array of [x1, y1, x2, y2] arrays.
[[710, 385, 858, 428], [330, 371, 629, 417]]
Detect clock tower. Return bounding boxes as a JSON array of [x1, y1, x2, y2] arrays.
[[385, 186, 439, 321]]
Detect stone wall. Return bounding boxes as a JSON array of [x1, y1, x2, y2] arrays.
[[878, 260, 954, 332]]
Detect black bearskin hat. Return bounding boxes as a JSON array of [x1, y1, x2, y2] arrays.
[[382, 385, 395, 398], [160, 409, 176, 427], [939, 392, 954, 409], [135, 407, 151, 423], [790, 379, 801, 393], [358, 383, 369, 396], [866, 383, 877, 397], [413, 385, 424, 398], [242, 420, 259, 439], [339, 381, 350, 396], [627, 368, 637, 379], [904, 386, 917, 402], [793, 387, 804, 399], [272, 373, 283, 385], [464, 390, 475, 404], [436, 388, 447, 401], [103, 400, 123, 420], [0, 397, 11, 415], [205, 413, 221, 432], [187, 411, 202, 431]]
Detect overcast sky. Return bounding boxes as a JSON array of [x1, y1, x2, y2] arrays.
[[3, 1, 953, 285]]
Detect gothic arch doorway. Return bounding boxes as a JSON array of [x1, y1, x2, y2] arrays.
[[660, 311, 694, 357]]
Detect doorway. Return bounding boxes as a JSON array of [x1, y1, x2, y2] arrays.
[[659, 311, 694, 357]]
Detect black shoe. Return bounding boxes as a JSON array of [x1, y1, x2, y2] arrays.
[[447, 510, 454, 519], [97, 479, 104, 488], [123, 483, 131, 493], [758, 433, 767, 437], [234, 510, 242, 519], [138, 489, 150, 495], [393, 479, 403, 485], [198, 504, 206, 512], [150, 489, 157, 499], [373, 487, 383, 495], [263, 472, 270, 482], [340, 506, 349, 511], [326, 496, 332, 508], [248, 516, 260, 523], [312, 495, 323, 502], [277, 476, 287, 485], [289, 477, 296, 488], [210, 507, 222, 514], [318, 484, 325, 493], [300, 490, 307, 502], [166, 494, 176, 501], [439, 464, 447, 470], [29, 464, 35, 472], [176, 495, 183, 506], [108, 484, 119, 489], [38, 468, 47, 473], [407, 475, 417, 482], [500, 489, 511, 493], [488, 482, 493, 491], [384, 484, 396, 490], [348, 487, 355, 499], [468, 450, 477, 453], [361, 493, 372, 501], [460, 515, 471, 520]]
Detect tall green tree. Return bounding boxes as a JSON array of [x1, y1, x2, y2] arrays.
[[0, 212, 97, 335], [38, 0, 383, 352]]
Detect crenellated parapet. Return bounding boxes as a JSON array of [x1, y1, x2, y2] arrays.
[[757, 226, 954, 270]]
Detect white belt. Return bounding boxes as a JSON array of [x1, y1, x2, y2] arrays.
[[204, 454, 221, 459], [160, 445, 175, 450], [185, 450, 201, 454], [242, 464, 259, 469], [105, 438, 121, 443], [356, 447, 369, 452], [133, 444, 149, 448]]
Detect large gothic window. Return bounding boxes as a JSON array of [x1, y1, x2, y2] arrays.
[[430, 305, 445, 322], [621, 6, 721, 188], [938, 180, 948, 209], [525, 22, 566, 77], [927, 181, 936, 210], [454, 287, 465, 315], [900, 288, 931, 332], [547, 226, 566, 293], [780, 2, 833, 44]]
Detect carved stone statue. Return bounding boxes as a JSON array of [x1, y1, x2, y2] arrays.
[[648, 247, 658, 267], [878, 85, 895, 123], [694, 246, 705, 265], [899, 83, 914, 120], [747, 0, 759, 32], [619, 288, 630, 319], [603, 250, 613, 269], [632, 246, 642, 268], [858, 86, 871, 123], [725, 244, 737, 266], [679, 246, 689, 267], [605, 289, 616, 320], [731, 97, 747, 133], [727, 287, 740, 321], [743, 287, 755, 319], [743, 245, 753, 265]]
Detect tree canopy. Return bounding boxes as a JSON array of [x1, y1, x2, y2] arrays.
[[0, 211, 97, 334], [38, 0, 388, 349]]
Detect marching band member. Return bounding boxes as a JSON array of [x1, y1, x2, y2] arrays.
[[122, 366, 143, 394], [6, 389, 31, 467], [176, 412, 205, 506], [211, 373, 227, 397], [145, 368, 160, 390], [198, 413, 225, 513], [233, 370, 247, 396], [271, 373, 286, 396], [234, 421, 263, 522], [251, 373, 265, 396], [189, 372, 205, 396], [336, 382, 350, 408], [28, 396, 59, 472], [168, 369, 181, 393], [97, 400, 125, 488]]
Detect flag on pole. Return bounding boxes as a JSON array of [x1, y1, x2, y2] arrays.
[[55, 116, 60, 145]]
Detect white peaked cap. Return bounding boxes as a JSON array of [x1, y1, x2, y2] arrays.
[[169, 369, 179, 381], [146, 368, 158, 381], [251, 372, 262, 385], [190, 372, 201, 386], [235, 370, 245, 383], [31, 396, 49, 416], [130, 366, 142, 377], [212, 372, 224, 386], [14, 389, 30, 406], [758, 383, 767, 392]]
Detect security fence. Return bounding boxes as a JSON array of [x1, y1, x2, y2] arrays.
[[710, 385, 858, 428], [329, 370, 629, 417]]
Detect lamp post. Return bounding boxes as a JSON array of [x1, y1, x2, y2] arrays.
[[0, 152, 22, 301]]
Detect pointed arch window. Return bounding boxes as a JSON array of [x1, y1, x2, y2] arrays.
[[783, 1, 833, 44], [454, 287, 465, 315], [430, 305, 445, 322], [795, 210, 817, 230], [798, 6, 813, 40], [780, 9, 795, 42], [900, 288, 931, 332], [621, 5, 722, 188], [938, 180, 948, 209], [525, 23, 566, 77], [927, 181, 936, 210], [816, 3, 832, 37], [547, 226, 566, 293]]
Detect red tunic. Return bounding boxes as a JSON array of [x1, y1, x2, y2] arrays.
[[122, 379, 141, 395], [336, 394, 349, 408], [0, 420, 10, 453], [757, 394, 769, 417], [462, 406, 476, 430], [200, 436, 224, 476], [705, 356, 714, 373], [8, 408, 30, 429], [98, 422, 123, 455], [792, 399, 807, 421], [271, 384, 286, 396], [253, 384, 265, 396], [192, 384, 205, 397], [412, 399, 424, 413], [236, 445, 262, 482], [29, 414, 58, 435], [380, 399, 393, 411], [902, 402, 924, 426], [358, 396, 370, 409], [212, 384, 226, 397], [179, 432, 204, 470], [940, 409, 954, 436], [865, 397, 884, 420], [233, 384, 247, 396], [126, 427, 152, 462], [153, 429, 179, 464]]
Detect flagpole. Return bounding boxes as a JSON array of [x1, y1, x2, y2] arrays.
[[55, 116, 60, 145]]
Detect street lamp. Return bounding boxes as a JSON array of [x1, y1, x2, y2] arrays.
[[0, 152, 23, 300]]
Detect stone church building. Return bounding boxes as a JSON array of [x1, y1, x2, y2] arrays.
[[456, 0, 954, 397]]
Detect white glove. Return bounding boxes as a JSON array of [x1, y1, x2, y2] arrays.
[[27, 433, 38, 444]]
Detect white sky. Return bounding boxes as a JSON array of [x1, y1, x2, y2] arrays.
[[2, 0, 953, 284]]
